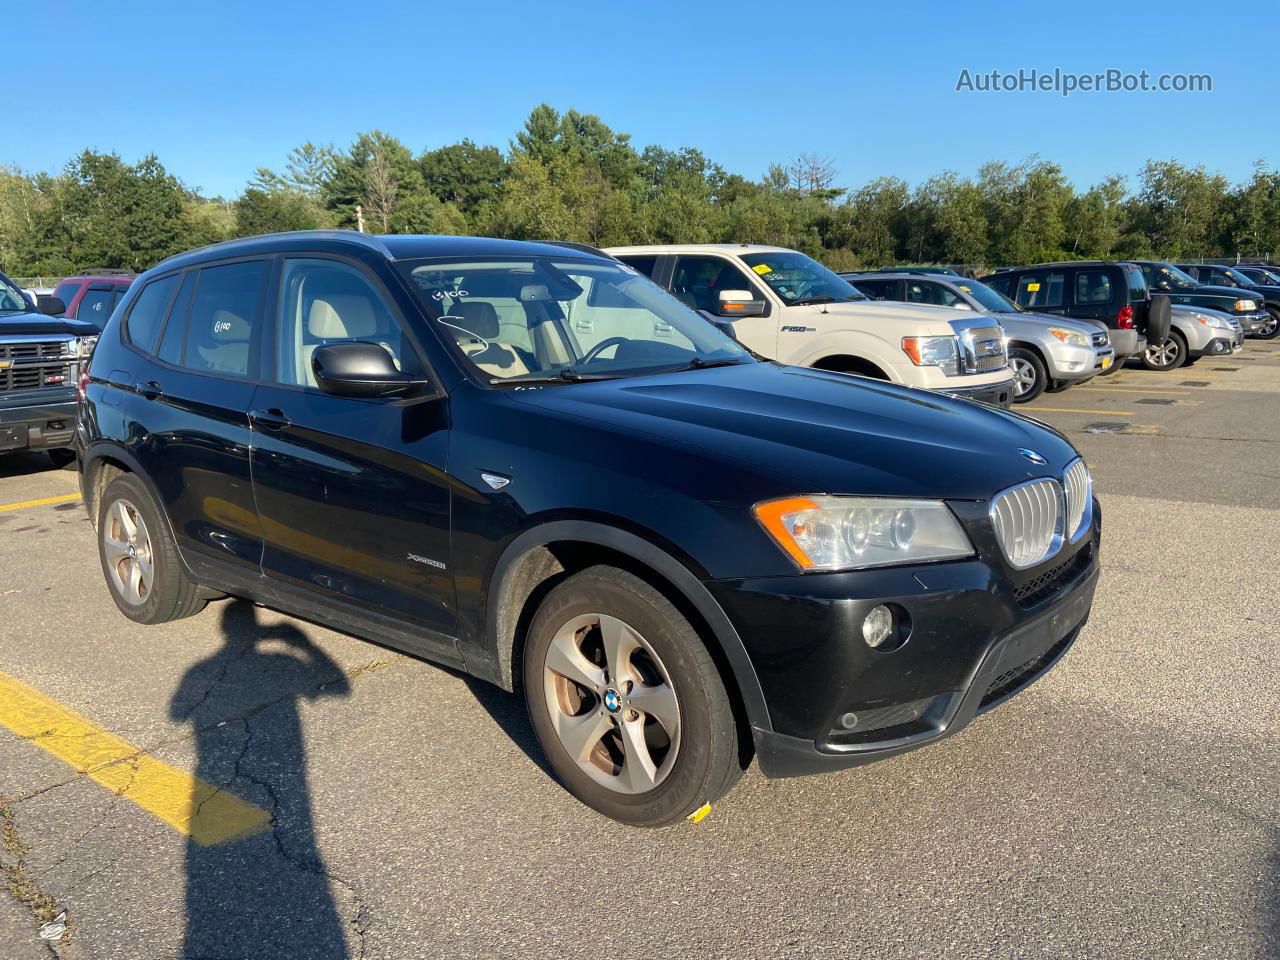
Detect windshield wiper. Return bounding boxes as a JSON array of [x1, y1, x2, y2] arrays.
[[790, 295, 837, 306], [491, 367, 622, 385]]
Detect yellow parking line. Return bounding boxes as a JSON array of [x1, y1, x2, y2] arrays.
[[0, 493, 80, 513], [1076, 386, 1191, 396], [1023, 406, 1134, 416], [0, 672, 270, 846]]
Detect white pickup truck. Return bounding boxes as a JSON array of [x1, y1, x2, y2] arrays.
[[606, 244, 1016, 407]]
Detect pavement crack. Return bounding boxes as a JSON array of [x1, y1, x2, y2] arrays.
[[232, 711, 369, 959], [0, 795, 65, 955]]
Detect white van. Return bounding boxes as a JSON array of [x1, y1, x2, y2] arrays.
[[605, 244, 1016, 406]]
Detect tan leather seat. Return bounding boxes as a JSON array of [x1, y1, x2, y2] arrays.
[[196, 309, 250, 374], [300, 295, 381, 386], [448, 301, 529, 377]]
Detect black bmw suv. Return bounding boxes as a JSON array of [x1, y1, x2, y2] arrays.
[[77, 231, 1101, 826]]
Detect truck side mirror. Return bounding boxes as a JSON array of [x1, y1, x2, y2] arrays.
[[37, 296, 66, 316], [716, 290, 766, 318]]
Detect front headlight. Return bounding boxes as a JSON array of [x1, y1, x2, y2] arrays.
[[75, 336, 98, 357], [753, 496, 975, 572], [901, 336, 960, 375], [1048, 327, 1090, 347], [1235, 299, 1258, 312], [1190, 312, 1230, 330]]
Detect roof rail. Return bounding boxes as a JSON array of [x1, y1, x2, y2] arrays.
[[150, 229, 394, 271], [537, 240, 619, 261], [76, 268, 136, 276]]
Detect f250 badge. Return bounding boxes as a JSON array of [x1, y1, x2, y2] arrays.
[[407, 553, 446, 569]]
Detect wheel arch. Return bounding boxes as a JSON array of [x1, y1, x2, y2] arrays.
[[1007, 340, 1049, 371], [484, 520, 772, 734], [810, 353, 892, 380], [81, 444, 184, 558]]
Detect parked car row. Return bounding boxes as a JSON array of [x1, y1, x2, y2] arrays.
[[72, 229, 1102, 826]]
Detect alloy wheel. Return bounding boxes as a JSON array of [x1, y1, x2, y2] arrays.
[[542, 613, 681, 794], [102, 498, 154, 606], [1259, 314, 1278, 337], [1144, 337, 1181, 369], [1011, 356, 1039, 397]]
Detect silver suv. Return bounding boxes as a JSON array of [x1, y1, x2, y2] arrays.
[[844, 273, 1113, 403]]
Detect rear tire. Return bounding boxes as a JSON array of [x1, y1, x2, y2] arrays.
[[1141, 331, 1187, 371], [97, 473, 206, 624], [523, 566, 743, 827], [1008, 348, 1047, 403]]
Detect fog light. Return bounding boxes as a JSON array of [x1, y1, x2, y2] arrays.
[[839, 712, 859, 730], [862, 605, 894, 648]]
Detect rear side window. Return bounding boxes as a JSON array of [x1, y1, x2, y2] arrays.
[[156, 272, 197, 366], [984, 273, 1013, 297], [1075, 271, 1114, 305], [1015, 273, 1064, 309], [76, 288, 116, 325], [617, 255, 658, 278], [906, 281, 964, 307], [1124, 265, 1147, 301], [852, 278, 897, 300], [124, 274, 180, 352], [183, 260, 268, 378]]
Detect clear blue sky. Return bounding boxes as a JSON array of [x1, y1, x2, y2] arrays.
[[9, 0, 1274, 198]]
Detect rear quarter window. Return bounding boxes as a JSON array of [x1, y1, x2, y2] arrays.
[[1074, 271, 1114, 305], [1124, 266, 1147, 301], [123, 274, 180, 352]]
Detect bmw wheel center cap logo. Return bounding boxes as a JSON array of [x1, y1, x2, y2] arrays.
[[1018, 448, 1048, 465], [603, 689, 622, 713]]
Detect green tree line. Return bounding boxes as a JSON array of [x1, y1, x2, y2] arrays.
[[3, 104, 1279, 278]]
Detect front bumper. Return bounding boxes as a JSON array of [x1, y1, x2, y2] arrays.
[[1046, 342, 1115, 382], [0, 394, 77, 453], [937, 377, 1015, 408], [1236, 311, 1269, 336], [709, 506, 1101, 778]]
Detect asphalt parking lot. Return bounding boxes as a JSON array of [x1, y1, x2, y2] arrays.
[[1, 349, 1278, 960]]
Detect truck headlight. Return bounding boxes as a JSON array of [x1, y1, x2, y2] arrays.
[[1048, 327, 1090, 347], [1235, 299, 1258, 312], [75, 336, 98, 357], [901, 336, 960, 375], [754, 496, 975, 572]]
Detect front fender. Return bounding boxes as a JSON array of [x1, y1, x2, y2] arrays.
[[475, 519, 773, 733], [789, 333, 906, 382]]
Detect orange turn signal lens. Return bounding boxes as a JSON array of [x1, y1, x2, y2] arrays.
[[752, 496, 820, 569]]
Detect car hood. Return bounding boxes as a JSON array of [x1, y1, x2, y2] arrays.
[[996, 311, 1101, 335], [819, 299, 993, 328], [508, 362, 1079, 501], [0, 312, 99, 337]]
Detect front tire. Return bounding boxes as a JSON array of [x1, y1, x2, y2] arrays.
[[97, 473, 206, 624], [1008, 348, 1047, 403], [523, 566, 743, 827], [1141, 331, 1187, 371], [1256, 308, 1280, 340]]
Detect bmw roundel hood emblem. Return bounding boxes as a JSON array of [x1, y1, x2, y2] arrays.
[[1018, 448, 1048, 465]]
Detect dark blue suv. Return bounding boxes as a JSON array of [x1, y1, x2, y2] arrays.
[[77, 231, 1101, 826]]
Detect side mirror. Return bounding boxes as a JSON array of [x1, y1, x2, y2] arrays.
[[311, 342, 428, 399], [716, 289, 766, 318], [37, 295, 66, 316]]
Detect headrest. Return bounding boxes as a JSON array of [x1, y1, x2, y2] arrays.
[[308, 295, 377, 339], [210, 310, 249, 342], [449, 301, 499, 339]]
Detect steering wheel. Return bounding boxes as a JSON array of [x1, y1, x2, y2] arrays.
[[581, 336, 630, 365]]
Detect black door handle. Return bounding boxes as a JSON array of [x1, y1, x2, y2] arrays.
[[139, 380, 162, 400], [248, 407, 291, 430]]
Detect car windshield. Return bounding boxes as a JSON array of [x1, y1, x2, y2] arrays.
[[954, 279, 1019, 313], [1145, 263, 1199, 290], [1222, 266, 1255, 286], [0, 275, 30, 313], [738, 252, 867, 305], [398, 256, 752, 383], [1255, 267, 1280, 284]]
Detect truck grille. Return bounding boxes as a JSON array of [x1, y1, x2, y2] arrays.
[[1, 339, 76, 393], [990, 478, 1063, 569], [1091, 331, 1109, 347], [961, 325, 1007, 373], [0, 341, 68, 360]]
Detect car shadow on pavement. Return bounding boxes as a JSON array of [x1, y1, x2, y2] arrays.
[[458, 671, 554, 778], [168, 599, 355, 960], [0, 451, 71, 478]]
